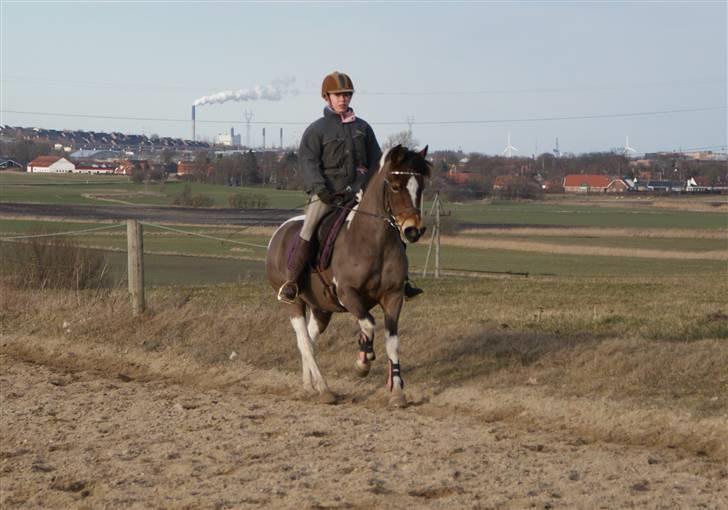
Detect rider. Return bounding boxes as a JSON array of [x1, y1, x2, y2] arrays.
[[277, 71, 423, 303]]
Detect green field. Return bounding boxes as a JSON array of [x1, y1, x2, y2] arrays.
[[1, 174, 726, 284], [446, 200, 728, 230], [0, 173, 305, 209]]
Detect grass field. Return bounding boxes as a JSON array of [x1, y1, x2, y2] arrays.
[[0, 172, 305, 209], [1, 174, 726, 282], [1, 180, 727, 466]]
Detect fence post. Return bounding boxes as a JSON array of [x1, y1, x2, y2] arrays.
[[127, 219, 145, 316], [435, 194, 440, 278]]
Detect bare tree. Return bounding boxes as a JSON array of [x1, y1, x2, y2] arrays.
[[382, 130, 419, 151]]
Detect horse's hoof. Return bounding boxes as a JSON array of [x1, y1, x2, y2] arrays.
[[355, 360, 371, 378], [389, 390, 407, 408], [318, 390, 338, 405]]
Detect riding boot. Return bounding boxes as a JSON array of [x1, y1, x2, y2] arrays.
[[404, 278, 423, 300], [277, 238, 310, 303]]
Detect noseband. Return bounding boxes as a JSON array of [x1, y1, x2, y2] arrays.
[[383, 171, 425, 231]]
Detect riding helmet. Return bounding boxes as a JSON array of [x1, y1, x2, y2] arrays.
[[321, 72, 355, 98]]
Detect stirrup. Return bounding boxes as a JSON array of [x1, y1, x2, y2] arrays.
[[277, 281, 299, 304]]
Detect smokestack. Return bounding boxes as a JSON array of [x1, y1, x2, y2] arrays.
[[191, 105, 196, 141], [262, 127, 266, 149], [280, 128, 283, 149]]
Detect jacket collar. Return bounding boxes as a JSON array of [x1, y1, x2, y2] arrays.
[[324, 106, 356, 124]]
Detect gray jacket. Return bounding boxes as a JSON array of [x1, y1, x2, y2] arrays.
[[298, 107, 382, 195]]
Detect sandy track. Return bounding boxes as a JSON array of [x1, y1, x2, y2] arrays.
[[1, 339, 727, 510]]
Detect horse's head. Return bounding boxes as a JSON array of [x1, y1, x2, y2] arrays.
[[381, 144, 431, 243]]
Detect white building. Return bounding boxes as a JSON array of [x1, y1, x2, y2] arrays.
[[215, 127, 241, 147], [26, 156, 75, 173]]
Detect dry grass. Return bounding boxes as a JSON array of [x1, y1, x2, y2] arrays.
[[461, 226, 728, 240], [439, 235, 728, 260], [1, 272, 726, 459], [546, 195, 728, 213]]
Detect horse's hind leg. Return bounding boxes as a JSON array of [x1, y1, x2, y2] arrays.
[[289, 302, 336, 404]]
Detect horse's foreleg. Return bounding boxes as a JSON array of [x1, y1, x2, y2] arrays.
[[308, 308, 332, 343], [355, 314, 376, 377], [337, 287, 376, 378], [382, 294, 406, 408], [290, 304, 335, 404]]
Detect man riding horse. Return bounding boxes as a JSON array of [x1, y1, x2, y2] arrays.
[[277, 71, 423, 303]]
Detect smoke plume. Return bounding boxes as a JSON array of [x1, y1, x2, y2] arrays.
[[193, 77, 297, 107]]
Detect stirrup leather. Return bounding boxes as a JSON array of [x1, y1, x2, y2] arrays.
[[277, 280, 299, 304]]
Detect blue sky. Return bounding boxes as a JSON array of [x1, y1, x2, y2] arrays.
[[1, 1, 725, 155]]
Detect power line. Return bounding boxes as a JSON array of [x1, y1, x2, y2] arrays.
[[3, 75, 724, 96], [2, 106, 724, 127]]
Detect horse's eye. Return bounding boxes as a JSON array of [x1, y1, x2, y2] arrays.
[[390, 182, 401, 192]]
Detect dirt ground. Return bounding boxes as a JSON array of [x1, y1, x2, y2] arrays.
[[1, 335, 726, 510]]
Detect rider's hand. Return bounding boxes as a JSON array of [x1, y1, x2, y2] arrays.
[[333, 190, 354, 206], [317, 188, 336, 205]]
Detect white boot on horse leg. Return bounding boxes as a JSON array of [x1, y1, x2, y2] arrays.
[[290, 316, 336, 404], [355, 316, 376, 377], [386, 330, 407, 408]]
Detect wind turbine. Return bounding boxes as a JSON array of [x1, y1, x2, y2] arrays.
[[502, 132, 518, 158], [623, 136, 636, 157]]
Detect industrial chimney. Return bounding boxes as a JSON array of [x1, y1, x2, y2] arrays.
[[280, 128, 283, 149], [262, 127, 266, 149], [191, 105, 196, 142]]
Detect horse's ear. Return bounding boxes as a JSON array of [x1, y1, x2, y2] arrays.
[[419, 145, 428, 158], [388, 144, 406, 165]]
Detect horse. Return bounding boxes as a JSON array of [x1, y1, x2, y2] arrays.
[[265, 144, 431, 407]]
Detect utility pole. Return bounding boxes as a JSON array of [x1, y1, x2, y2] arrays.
[[244, 110, 253, 148], [406, 116, 415, 138]]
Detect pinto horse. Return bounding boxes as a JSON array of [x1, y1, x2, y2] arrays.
[[265, 145, 431, 407]]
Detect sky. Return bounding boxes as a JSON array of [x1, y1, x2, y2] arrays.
[[1, 1, 726, 156]]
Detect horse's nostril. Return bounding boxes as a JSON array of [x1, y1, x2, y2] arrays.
[[404, 227, 420, 242]]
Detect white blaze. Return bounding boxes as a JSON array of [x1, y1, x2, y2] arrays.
[[407, 176, 419, 209]]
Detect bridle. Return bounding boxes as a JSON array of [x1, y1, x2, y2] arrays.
[[325, 169, 427, 233], [383, 170, 426, 231]]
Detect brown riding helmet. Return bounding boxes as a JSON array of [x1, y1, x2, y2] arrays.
[[321, 72, 355, 98]]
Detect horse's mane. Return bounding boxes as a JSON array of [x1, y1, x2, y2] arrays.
[[377, 145, 431, 177]]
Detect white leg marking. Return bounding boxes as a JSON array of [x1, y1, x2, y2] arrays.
[[358, 317, 375, 341], [291, 316, 327, 393], [307, 314, 320, 343], [407, 176, 419, 209], [385, 329, 403, 390]]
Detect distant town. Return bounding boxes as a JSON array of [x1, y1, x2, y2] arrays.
[[1, 124, 726, 199]]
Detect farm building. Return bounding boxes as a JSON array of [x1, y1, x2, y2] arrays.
[[177, 161, 214, 178], [0, 158, 23, 171], [26, 156, 75, 173], [445, 170, 483, 186], [74, 161, 117, 174], [562, 174, 628, 193]]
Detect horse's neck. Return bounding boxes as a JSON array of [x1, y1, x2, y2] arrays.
[[348, 173, 391, 245]]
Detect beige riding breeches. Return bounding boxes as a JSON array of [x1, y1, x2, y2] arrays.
[[300, 197, 332, 241]]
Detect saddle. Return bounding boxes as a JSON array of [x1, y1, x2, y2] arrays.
[[310, 197, 358, 272]]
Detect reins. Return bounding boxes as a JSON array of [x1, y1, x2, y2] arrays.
[[312, 169, 427, 232]]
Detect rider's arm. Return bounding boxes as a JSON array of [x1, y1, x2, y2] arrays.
[[298, 125, 326, 195]]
